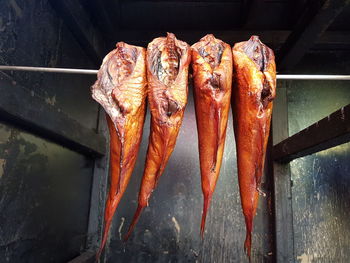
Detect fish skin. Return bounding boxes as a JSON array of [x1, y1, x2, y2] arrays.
[[231, 36, 276, 260], [191, 34, 233, 237], [91, 42, 147, 260], [124, 33, 191, 240]]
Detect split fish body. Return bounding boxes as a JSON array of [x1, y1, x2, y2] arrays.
[[124, 33, 191, 240], [231, 36, 276, 259], [191, 34, 233, 236], [91, 42, 147, 259]]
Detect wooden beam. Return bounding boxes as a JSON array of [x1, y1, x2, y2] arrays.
[[241, 0, 264, 28], [293, 0, 308, 22], [105, 0, 121, 30], [81, 0, 115, 37], [124, 0, 238, 1], [115, 30, 350, 47], [0, 74, 106, 157], [103, 0, 121, 50], [68, 251, 95, 263], [318, 30, 350, 46], [116, 30, 290, 46], [119, 1, 241, 32], [273, 104, 350, 163], [278, 0, 350, 71], [49, 0, 106, 66], [272, 83, 295, 262]]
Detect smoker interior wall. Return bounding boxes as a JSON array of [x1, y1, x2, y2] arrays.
[[0, 0, 98, 129], [0, 124, 94, 262], [0, 0, 99, 262], [287, 51, 350, 262], [105, 85, 274, 263]]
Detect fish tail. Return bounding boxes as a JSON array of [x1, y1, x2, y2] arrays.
[[124, 204, 144, 241], [200, 193, 212, 238], [243, 213, 253, 261]]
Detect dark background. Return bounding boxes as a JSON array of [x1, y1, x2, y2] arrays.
[[0, 0, 98, 262]]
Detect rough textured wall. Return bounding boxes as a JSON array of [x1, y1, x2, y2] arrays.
[[0, 124, 94, 262], [288, 51, 350, 263], [0, 0, 99, 262], [105, 85, 274, 263], [0, 0, 98, 129]]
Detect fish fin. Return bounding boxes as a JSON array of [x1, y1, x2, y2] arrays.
[[244, 209, 253, 261], [200, 193, 212, 238], [124, 204, 144, 241]]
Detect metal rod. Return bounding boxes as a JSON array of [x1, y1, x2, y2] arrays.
[[277, 74, 350, 80], [0, 65, 98, 75], [1, 65, 350, 80]]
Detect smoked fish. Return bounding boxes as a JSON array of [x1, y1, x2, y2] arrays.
[[191, 34, 232, 236], [91, 42, 147, 259], [231, 36, 276, 259], [125, 33, 190, 240]]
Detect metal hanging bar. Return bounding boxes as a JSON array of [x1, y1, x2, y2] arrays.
[[277, 74, 350, 80], [0, 65, 98, 75], [1, 65, 350, 80]]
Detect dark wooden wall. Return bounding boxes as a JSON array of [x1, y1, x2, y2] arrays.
[[0, 0, 100, 262], [286, 51, 350, 262]]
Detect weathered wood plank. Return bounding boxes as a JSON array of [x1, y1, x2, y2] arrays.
[[81, 0, 115, 37], [241, 0, 264, 28], [278, 0, 350, 70], [48, 0, 106, 65], [273, 104, 350, 163], [119, 1, 241, 31], [0, 74, 105, 157], [124, 0, 239, 2], [319, 30, 350, 46], [272, 84, 294, 262], [104, 0, 121, 31], [116, 30, 350, 47], [117, 30, 290, 46]]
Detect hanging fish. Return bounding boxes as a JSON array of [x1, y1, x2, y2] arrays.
[[231, 36, 276, 259], [124, 33, 190, 240], [91, 42, 147, 259], [191, 34, 232, 236]]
